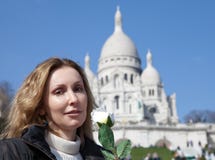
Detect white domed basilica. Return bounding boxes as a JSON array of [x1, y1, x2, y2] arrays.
[[84, 7, 215, 150], [85, 7, 178, 125]]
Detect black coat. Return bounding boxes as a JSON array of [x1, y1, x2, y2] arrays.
[[0, 125, 105, 160]]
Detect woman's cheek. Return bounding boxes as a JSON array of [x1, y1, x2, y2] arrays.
[[50, 96, 66, 109]]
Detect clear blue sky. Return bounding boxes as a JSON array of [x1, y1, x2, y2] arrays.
[[0, 0, 214, 122]]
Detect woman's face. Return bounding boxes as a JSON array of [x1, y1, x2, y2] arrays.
[[44, 66, 88, 140]]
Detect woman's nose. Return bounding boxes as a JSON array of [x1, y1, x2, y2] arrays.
[[67, 91, 78, 104]]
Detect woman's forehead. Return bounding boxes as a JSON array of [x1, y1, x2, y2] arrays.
[[48, 66, 83, 86]]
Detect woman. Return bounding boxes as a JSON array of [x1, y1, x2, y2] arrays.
[[0, 57, 104, 160]]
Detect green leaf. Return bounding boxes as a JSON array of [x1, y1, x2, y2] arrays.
[[98, 124, 115, 151], [97, 122, 103, 128], [106, 116, 114, 127], [101, 149, 115, 160], [116, 139, 131, 159]]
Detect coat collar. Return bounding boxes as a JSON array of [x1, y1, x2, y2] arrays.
[[21, 124, 56, 160], [21, 124, 105, 160]]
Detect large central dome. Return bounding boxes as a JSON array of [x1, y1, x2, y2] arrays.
[[98, 7, 141, 72], [100, 31, 138, 59], [100, 7, 139, 59]]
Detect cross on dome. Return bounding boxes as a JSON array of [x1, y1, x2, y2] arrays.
[[114, 5, 123, 32]]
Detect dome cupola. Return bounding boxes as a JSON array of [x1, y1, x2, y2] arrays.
[[98, 6, 141, 73]]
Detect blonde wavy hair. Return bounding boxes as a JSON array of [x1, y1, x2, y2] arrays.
[[1, 57, 95, 143]]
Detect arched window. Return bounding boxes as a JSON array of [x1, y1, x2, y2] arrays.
[[130, 74, 133, 84], [114, 96, 119, 110], [114, 74, 120, 88], [152, 89, 154, 96], [105, 75, 109, 83], [158, 89, 161, 97], [149, 89, 154, 96], [124, 73, 127, 81], [101, 77, 104, 86]]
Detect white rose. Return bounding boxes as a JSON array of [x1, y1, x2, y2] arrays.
[[91, 111, 115, 127]]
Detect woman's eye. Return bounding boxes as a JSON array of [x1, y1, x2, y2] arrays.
[[74, 85, 84, 93], [54, 89, 64, 95]]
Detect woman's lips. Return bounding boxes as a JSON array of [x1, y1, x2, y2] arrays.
[[64, 110, 81, 115]]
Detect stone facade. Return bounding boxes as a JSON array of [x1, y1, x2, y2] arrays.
[[85, 7, 215, 150], [93, 123, 214, 149], [85, 7, 178, 125]]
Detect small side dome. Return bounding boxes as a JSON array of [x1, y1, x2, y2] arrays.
[[84, 53, 95, 82], [141, 50, 161, 85]]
